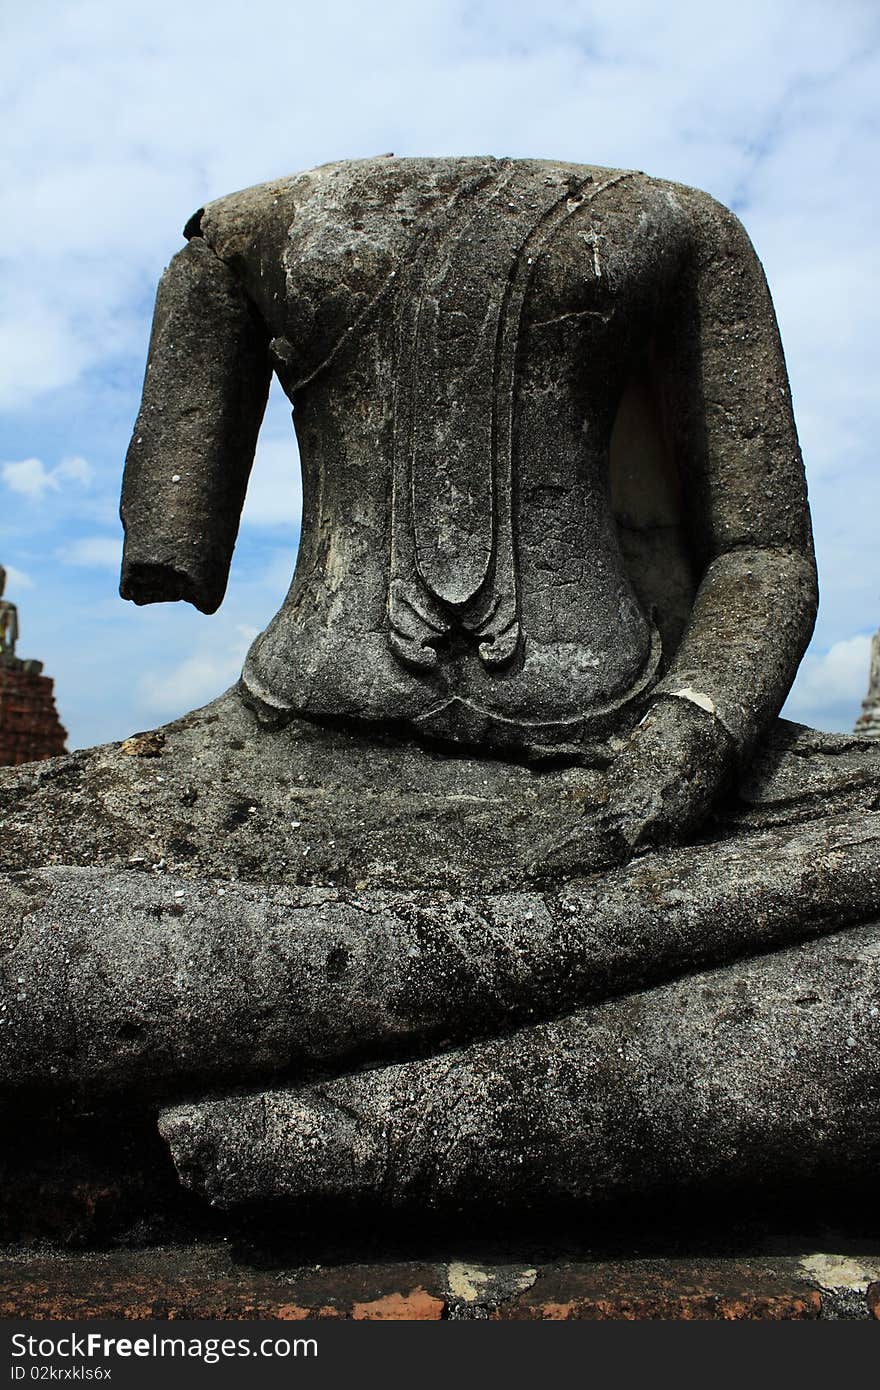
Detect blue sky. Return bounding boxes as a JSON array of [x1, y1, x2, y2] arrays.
[[1, 0, 878, 749]]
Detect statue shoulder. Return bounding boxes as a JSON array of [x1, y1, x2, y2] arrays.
[[183, 171, 315, 265], [646, 175, 762, 262], [186, 156, 403, 262]]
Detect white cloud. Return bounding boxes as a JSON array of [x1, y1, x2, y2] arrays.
[[61, 536, 122, 569], [0, 308, 89, 413], [1, 563, 33, 591], [138, 624, 259, 715], [783, 632, 874, 732], [242, 418, 303, 529], [2, 457, 53, 498], [55, 456, 93, 486], [2, 455, 93, 498], [2, 0, 873, 414], [1, 0, 879, 747]]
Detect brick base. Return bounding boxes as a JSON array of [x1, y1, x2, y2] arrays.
[[2, 1245, 878, 1320], [0, 663, 67, 766]]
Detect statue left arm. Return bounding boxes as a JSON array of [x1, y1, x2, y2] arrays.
[[601, 189, 818, 854]]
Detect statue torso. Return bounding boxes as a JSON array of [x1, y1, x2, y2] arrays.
[[199, 157, 694, 752]]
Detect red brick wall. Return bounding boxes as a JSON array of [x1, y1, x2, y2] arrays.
[[0, 666, 67, 766]]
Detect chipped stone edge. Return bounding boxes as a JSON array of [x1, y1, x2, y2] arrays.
[[800, 1252, 880, 1295]]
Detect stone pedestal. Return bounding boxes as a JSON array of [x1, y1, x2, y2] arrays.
[[0, 662, 67, 766]]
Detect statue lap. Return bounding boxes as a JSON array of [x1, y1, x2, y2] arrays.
[[1, 691, 879, 1206]]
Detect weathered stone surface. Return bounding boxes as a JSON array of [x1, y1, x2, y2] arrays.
[[490, 1260, 822, 1320], [1, 805, 879, 1095], [2, 158, 878, 1231], [120, 238, 271, 615], [160, 922, 880, 1208], [445, 1261, 538, 1315], [799, 1254, 880, 1320], [119, 157, 818, 854], [0, 1245, 446, 1320], [2, 686, 879, 891]]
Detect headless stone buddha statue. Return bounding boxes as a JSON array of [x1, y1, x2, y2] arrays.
[[2, 158, 879, 1215], [0, 567, 19, 665], [119, 155, 818, 859]]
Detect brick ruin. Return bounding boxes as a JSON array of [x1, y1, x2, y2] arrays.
[[0, 569, 67, 766], [0, 661, 68, 767]]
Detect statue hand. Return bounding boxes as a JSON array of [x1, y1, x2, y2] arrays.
[[529, 696, 734, 880], [599, 694, 734, 855]]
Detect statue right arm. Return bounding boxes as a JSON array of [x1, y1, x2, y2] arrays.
[[119, 238, 272, 615]]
